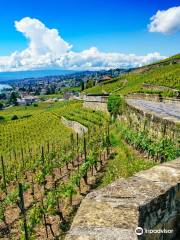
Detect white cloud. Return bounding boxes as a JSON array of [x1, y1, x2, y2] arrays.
[[15, 17, 71, 56], [148, 6, 180, 34], [0, 17, 166, 72], [58, 48, 165, 70]]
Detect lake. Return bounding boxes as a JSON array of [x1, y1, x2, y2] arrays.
[[0, 84, 12, 93]]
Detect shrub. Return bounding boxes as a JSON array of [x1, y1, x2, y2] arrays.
[[0, 116, 5, 121], [21, 114, 32, 119], [11, 115, 18, 120], [107, 94, 124, 120], [0, 101, 4, 110]]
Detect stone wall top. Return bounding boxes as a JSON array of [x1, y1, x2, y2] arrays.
[[125, 93, 180, 106], [61, 116, 88, 136], [83, 94, 109, 103], [65, 158, 180, 240]]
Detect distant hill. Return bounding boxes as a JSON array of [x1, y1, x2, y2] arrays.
[[0, 68, 127, 84], [84, 54, 180, 96], [0, 69, 76, 82]]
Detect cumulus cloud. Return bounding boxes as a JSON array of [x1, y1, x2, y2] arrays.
[[148, 6, 180, 34], [15, 17, 71, 56], [59, 48, 164, 70], [0, 17, 166, 72]]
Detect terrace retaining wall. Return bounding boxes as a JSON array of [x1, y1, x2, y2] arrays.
[[83, 94, 180, 144], [123, 102, 180, 145], [65, 158, 180, 240], [61, 116, 88, 136], [125, 94, 180, 106], [83, 95, 109, 113]]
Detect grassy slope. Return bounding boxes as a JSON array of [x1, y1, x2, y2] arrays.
[[148, 53, 180, 66], [84, 54, 180, 95], [99, 123, 155, 187]]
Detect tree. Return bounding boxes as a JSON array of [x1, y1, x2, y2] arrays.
[[34, 88, 41, 96], [107, 94, 124, 120], [11, 115, 18, 120], [80, 81, 85, 91], [0, 116, 5, 121], [0, 93, 6, 100], [9, 91, 19, 105], [86, 80, 95, 89], [0, 101, 4, 110]]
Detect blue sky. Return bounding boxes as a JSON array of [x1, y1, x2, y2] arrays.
[[0, 0, 179, 71]]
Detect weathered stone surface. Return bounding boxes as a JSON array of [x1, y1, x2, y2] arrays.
[[124, 100, 180, 146], [65, 159, 180, 240], [125, 94, 180, 106], [83, 95, 109, 113], [61, 116, 88, 135], [66, 226, 137, 240]]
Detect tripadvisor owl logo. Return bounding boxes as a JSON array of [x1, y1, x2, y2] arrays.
[[135, 227, 144, 235]]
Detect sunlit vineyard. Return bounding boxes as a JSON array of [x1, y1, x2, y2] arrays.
[[84, 78, 125, 94], [143, 64, 180, 89], [84, 62, 180, 95], [0, 100, 110, 239]]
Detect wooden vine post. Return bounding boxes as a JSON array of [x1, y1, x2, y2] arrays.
[[71, 133, 75, 167], [83, 137, 88, 185], [18, 183, 29, 240], [41, 146, 47, 195], [84, 137, 87, 161], [76, 133, 79, 150], [106, 123, 110, 156], [41, 199, 49, 239], [1, 156, 7, 195]]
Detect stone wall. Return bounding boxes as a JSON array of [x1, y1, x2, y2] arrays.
[[142, 83, 178, 92], [83, 95, 109, 113], [125, 94, 180, 106], [65, 158, 180, 240], [123, 103, 180, 145], [61, 116, 88, 136], [83, 93, 180, 148]]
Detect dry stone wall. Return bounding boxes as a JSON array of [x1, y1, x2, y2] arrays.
[[123, 102, 180, 145], [125, 94, 180, 106], [83, 94, 180, 144], [65, 158, 180, 240], [61, 116, 88, 136], [83, 95, 109, 113]]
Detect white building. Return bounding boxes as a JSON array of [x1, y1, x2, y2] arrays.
[[17, 96, 38, 105]]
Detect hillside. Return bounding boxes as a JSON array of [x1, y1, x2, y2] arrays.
[[131, 53, 180, 74], [84, 54, 180, 96]]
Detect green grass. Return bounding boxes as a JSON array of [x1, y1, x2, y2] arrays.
[[99, 122, 155, 187]]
